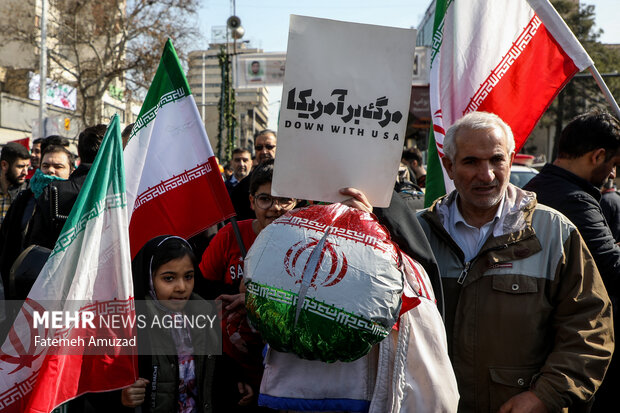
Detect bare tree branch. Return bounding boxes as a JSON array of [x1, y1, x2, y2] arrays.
[[0, 0, 201, 126]]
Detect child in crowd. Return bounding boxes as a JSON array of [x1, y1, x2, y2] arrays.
[[121, 235, 216, 413], [199, 159, 296, 411]]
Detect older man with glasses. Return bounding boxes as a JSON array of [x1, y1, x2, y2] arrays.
[[254, 129, 277, 164]]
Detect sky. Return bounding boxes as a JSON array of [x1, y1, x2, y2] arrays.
[[197, 0, 620, 129]]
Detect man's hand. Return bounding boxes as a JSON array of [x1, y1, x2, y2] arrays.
[[237, 382, 254, 406], [121, 378, 149, 407], [339, 187, 373, 214], [217, 293, 246, 317], [218, 293, 247, 326], [498, 391, 548, 413]]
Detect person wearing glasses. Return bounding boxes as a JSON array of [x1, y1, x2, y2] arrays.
[[199, 159, 295, 411], [230, 129, 278, 220], [253, 129, 276, 164]]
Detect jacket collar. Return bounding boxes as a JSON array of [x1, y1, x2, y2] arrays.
[[6, 181, 28, 198], [427, 184, 537, 237], [422, 185, 542, 285], [70, 163, 91, 179]]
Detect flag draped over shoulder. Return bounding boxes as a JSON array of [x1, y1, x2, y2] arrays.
[[124, 40, 235, 257], [0, 115, 136, 413], [425, 0, 593, 205]]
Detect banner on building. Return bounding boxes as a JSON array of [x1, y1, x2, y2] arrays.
[[28, 73, 77, 111], [235, 53, 286, 88], [272, 16, 416, 207]]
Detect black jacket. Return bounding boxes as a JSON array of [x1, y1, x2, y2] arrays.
[[601, 190, 620, 243], [5, 181, 28, 203], [0, 188, 35, 295], [229, 172, 255, 221], [524, 163, 620, 296], [25, 164, 91, 250], [374, 190, 444, 318]]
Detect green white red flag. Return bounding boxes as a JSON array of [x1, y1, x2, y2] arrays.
[[425, 0, 593, 205], [124, 40, 235, 257], [0, 115, 136, 412]]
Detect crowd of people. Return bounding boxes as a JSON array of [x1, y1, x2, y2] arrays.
[[0, 109, 619, 412]]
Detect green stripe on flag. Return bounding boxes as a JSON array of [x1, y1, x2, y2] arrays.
[[425, 0, 452, 207], [430, 0, 451, 65], [51, 114, 126, 257], [130, 40, 192, 139], [424, 129, 446, 207], [246, 281, 390, 362]]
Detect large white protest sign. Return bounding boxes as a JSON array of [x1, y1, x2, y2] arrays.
[[272, 16, 416, 207]]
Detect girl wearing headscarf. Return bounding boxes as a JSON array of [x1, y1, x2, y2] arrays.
[[121, 235, 216, 413]]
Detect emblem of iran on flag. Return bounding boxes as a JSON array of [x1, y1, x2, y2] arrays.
[[124, 40, 235, 257], [425, 0, 594, 203], [0, 115, 136, 413]]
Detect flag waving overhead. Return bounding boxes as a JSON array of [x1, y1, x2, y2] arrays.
[[0, 115, 136, 413], [124, 40, 235, 257], [425, 0, 593, 205]]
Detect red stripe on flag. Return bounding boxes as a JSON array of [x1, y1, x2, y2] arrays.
[[398, 296, 421, 318], [129, 157, 235, 256], [433, 125, 445, 136], [24, 355, 136, 412], [473, 23, 578, 152]]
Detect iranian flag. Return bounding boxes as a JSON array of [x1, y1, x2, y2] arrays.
[[425, 0, 593, 205], [0, 115, 136, 412], [124, 40, 235, 257]]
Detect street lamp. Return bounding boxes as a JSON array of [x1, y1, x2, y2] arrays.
[[217, 13, 245, 163], [231, 26, 245, 40]]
